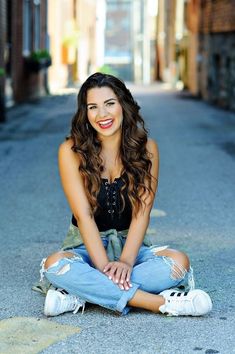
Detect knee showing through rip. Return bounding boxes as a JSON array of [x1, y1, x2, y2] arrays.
[[44, 251, 75, 270], [164, 250, 190, 280], [156, 248, 190, 272], [156, 248, 190, 280], [173, 251, 190, 272]]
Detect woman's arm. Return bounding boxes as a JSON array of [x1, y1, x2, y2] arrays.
[[58, 139, 109, 271], [103, 139, 159, 288], [120, 138, 159, 264]]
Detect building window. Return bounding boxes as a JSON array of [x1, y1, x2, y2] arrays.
[[23, 0, 31, 56], [34, 0, 41, 51]]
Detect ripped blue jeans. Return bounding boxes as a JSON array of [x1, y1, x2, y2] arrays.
[[42, 237, 194, 315]]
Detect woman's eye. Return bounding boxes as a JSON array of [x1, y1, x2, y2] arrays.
[[88, 106, 97, 110], [107, 101, 115, 106]]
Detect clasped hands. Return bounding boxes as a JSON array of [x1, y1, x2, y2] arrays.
[[103, 261, 133, 290]]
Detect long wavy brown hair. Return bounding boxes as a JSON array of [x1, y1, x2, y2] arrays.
[[69, 72, 155, 216]]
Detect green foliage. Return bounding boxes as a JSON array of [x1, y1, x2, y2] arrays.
[[0, 67, 5, 76], [98, 65, 118, 76], [30, 50, 51, 61]]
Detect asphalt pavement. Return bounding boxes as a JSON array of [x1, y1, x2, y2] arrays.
[[0, 84, 235, 354]]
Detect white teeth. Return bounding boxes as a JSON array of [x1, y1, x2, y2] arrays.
[[98, 119, 112, 126]]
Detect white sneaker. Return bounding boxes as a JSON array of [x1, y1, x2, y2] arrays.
[[44, 289, 86, 317], [159, 289, 212, 316]]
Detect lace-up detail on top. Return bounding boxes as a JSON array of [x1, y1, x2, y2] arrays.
[[103, 178, 121, 219], [72, 174, 132, 231]]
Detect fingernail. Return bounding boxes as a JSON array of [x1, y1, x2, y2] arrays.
[[115, 280, 118, 283], [109, 276, 112, 280], [129, 284, 133, 287]]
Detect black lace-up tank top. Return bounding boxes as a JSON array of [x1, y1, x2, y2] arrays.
[[71, 174, 132, 231]]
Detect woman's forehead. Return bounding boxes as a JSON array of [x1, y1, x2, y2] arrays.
[[87, 86, 117, 102]]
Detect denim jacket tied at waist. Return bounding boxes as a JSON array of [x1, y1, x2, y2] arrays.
[[61, 223, 153, 262]]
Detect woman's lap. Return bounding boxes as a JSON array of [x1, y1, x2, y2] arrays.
[[68, 242, 190, 291], [43, 238, 192, 314]]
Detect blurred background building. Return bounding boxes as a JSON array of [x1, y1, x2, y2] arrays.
[[0, 0, 50, 122], [0, 0, 235, 123], [47, 0, 158, 90], [157, 0, 235, 111]]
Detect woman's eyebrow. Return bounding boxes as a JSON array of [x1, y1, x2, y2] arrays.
[[104, 98, 117, 103], [87, 98, 117, 106]]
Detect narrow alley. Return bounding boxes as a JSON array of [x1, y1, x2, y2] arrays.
[[0, 84, 234, 354]]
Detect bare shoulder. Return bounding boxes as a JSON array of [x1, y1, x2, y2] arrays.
[[146, 138, 159, 158], [59, 138, 74, 153], [58, 138, 81, 165]]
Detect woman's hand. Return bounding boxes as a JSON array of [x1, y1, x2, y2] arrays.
[[103, 261, 133, 290]]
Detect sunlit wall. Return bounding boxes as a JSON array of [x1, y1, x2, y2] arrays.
[[47, 0, 158, 90]]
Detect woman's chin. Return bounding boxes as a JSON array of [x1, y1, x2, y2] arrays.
[[97, 127, 122, 139]]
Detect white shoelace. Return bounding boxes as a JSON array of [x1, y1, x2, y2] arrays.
[[60, 293, 86, 314], [73, 301, 86, 314], [188, 267, 195, 290]]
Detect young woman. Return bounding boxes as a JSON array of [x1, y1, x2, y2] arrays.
[[40, 72, 212, 317]]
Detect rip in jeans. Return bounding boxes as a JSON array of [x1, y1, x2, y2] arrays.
[[40, 253, 83, 282], [161, 256, 187, 281], [150, 247, 195, 291]]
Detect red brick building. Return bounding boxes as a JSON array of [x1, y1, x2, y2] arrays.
[[156, 0, 235, 111], [197, 0, 235, 110], [0, 0, 50, 122]]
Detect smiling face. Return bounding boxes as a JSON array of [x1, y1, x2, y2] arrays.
[[86, 86, 123, 139]]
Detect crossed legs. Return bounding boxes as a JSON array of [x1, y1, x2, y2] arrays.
[[44, 248, 190, 313]]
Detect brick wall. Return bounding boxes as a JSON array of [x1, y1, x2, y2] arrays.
[[11, 0, 49, 103], [199, 32, 235, 110], [197, 0, 235, 110], [156, 0, 235, 110], [200, 0, 235, 33]]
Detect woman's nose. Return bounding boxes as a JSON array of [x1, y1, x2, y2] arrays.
[[98, 106, 108, 117]]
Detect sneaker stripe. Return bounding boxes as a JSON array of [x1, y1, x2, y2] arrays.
[[55, 288, 68, 295]]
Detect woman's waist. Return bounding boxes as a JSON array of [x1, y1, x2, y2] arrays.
[[71, 213, 131, 232]]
